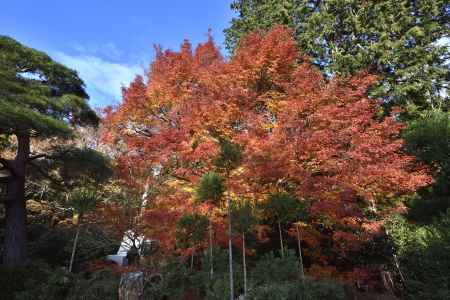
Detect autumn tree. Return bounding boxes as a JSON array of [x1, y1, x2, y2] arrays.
[[0, 36, 98, 265], [103, 26, 431, 281]]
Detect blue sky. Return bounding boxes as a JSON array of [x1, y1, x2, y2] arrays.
[[1, 1, 236, 107]]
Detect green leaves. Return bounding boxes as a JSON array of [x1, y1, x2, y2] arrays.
[[231, 200, 256, 234], [196, 172, 225, 203], [386, 211, 450, 299], [261, 192, 308, 225], [0, 35, 98, 137], [212, 138, 242, 171], [404, 110, 450, 167], [69, 187, 102, 217], [176, 213, 209, 248]]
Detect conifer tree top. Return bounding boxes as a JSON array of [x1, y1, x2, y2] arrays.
[[0, 36, 98, 138]]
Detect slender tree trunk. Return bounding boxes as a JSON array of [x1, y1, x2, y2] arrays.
[[209, 221, 214, 278], [278, 220, 284, 258], [69, 222, 81, 272], [3, 134, 30, 266], [242, 232, 247, 299], [296, 225, 305, 281], [228, 195, 234, 300], [191, 248, 195, 270]]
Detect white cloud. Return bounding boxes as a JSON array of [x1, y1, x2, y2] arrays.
[[71, 42, 124, 60], [54, 52, 143, 107]]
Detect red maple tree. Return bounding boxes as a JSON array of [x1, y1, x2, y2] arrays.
[[102, 26, 431, 279]]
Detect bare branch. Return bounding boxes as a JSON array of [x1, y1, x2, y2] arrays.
[[27, 154, 48, 161]]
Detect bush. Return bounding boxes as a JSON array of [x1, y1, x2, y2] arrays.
[[0, 261, 119, 300], [247, 279, 346, 300], [386, 210, 450, 299], [251, 250, 300, 284], [246, 250, 345, 300]]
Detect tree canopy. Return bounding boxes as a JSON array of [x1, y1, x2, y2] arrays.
[[225, 0, 450, 112], [0, 36, 98, 137], [104, 26, 431, 279]]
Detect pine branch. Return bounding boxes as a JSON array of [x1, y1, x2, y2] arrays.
[[29, 161, 64, 186]]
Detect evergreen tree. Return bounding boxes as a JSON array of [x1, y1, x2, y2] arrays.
[[225, 0, 450, 112], [0, 36, 98, 265]]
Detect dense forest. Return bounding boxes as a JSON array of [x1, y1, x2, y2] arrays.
[[0, 1, 449, 299]]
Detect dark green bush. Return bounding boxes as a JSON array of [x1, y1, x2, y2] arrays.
[[247, 279, 346, 300], [0, 262, 119, 300]]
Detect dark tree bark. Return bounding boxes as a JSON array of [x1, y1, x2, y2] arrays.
[[3, 134, 29, 266]]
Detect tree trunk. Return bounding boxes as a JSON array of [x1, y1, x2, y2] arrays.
[[296, 225, 305, 281], [190, 248, 195, 270], [242, 232, 247, 299], [278, 220, 284, 258], [69, 223, 81, 272], [227, 195, 234, 300], [3, 134, 30, 266], [209, 221, 214, 278], [4, 176, 27, 265]]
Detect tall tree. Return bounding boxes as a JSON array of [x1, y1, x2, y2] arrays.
[[196, 171, 226, 278], [225, 0, 450, 112], [231, 200, 256, 298], [261, 192, 305, 258], [67, 187, 102, 272], [103, 27, 431, 279], [0, 36, 98, 265]]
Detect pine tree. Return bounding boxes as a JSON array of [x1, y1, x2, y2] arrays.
[[0, 36, 98, 265]]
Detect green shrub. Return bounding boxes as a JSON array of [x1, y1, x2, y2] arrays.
[[0, 262, 119, 300], [247, 279, 346, 300], [67, 269, 118, 300], [251, 250, 300, 284], [386, 210, 450, 299]]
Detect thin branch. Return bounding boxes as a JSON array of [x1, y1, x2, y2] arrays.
[[27, 154, 48, 161], [170, 174, 192, 183], [27, 148, 71, 162]]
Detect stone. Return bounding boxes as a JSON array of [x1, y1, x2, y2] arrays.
[[119, 271, 144, 300]]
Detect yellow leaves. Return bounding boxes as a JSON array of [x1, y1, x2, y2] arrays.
[[293, 221, 308, 228], [72, 213, 80, 225]]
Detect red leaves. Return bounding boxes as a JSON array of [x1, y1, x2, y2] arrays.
[[101, 26, 433, 280]]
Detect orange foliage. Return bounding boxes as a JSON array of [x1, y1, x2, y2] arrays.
[[102, 26, 432, 279]]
